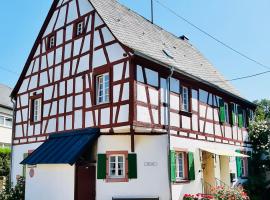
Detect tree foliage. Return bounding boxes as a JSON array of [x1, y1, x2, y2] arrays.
[[244, 99, 270, 200], [0, 148, 11, 177], [254, 99, 270, 122]]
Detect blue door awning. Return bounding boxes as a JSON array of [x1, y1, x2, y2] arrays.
[[21, 128, 100, 165]]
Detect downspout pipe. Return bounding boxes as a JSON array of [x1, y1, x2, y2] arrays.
[[10, 97, 16, 186], [166, 66, 174, 200]]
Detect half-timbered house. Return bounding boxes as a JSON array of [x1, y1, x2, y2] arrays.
[[11, 0, 254, 199]]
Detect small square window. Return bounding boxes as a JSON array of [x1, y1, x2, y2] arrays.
[[48, 35, 56, 49], [75, 21, 84, 37], [96, 73, 109, 104]]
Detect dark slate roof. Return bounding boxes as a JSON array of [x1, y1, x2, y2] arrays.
[[91, 0, 241, 97], [0, 84, 13, 109], [21, 128, 100, 165]]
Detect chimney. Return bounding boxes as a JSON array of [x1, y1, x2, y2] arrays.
[[179, 35, 189, 41]]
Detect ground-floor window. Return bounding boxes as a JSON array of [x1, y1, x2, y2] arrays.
[[236, 151, 249, 178], [175, 152, 187, 180], [171, 150, 195, 182], [97, 151, 137, 182], [109, 154, 125, 178]]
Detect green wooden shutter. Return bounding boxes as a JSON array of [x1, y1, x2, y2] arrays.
[[230, 103, 235, 125], [97, 154, 107, 179], [219, 99, 225, 123], [170, 150, 176, 182], [247, 151, 252, 176], [128, 154, 137, 179], [235, 150, 242, 178], [188, 152, 195, 180], [238, 106, 243, 128]]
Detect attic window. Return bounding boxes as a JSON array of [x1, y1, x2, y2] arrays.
[[74, 20, 85, 37], [162, 49, 174, 59], [47, 34, 56, 49]]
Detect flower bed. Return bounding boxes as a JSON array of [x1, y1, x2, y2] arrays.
[[183, 186, 249, 200]]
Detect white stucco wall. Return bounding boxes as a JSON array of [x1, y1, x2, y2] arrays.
[[97, 135, 170, 200], [25, 164, 75, 200], [11, 142, 43, 185]]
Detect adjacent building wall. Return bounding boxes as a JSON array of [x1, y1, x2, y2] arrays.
[[25, 164, 75, 200]]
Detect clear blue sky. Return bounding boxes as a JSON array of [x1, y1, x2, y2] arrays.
[[0, 0, 269, 101]]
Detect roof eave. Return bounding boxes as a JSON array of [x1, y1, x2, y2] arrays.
[[133, 50, 256, 108]]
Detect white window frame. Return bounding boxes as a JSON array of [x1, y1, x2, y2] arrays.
[[76, 21, 84, 36], [96, 73, 109, 104], [0, 115, 13, 128], [33, 98, 41, 122], [224, 102, 229, 123], [48, 35, 55, 49], [108, 154, 125, 179], [181, 87, 189, 112], [175, 152, 186, 180]]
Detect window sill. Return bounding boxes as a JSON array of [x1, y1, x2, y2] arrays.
[[173, 180, 190, 184], [106, 177, 128, 183]]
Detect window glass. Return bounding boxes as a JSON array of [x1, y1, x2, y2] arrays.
[[5, 118, 12, 127], [49, 35, 55, 49], [33, 98, 41, 122], [175, 152, 185, 180], [76, 21, 84, 36], [109, 155, 125, 178], [0, 115, 13, 128], [224, 103, 229, 123], [96, 73, 109, 104], [182, 87, 189, 112], [170, 78, 180, 94]]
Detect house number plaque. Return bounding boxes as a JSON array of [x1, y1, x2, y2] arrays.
[[144, 162, 158, 167]]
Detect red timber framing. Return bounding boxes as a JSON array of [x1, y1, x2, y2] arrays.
[[11, 0, 255, 148], [12, 0, 135, 145], [132, 56, 255, 146]]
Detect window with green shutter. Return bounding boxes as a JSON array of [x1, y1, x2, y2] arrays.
[[97, 154, 107, 179], [235, 150, 242, 178], [219, 98, 226, 123], [170, 150, 195, 182], [237, 106, 244, 128], [128, 154, 137, 179], [230, 103, 235, 125]]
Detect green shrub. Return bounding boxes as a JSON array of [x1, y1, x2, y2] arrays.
[[0, 148, 11, 177], [0, 177, 25, 200]]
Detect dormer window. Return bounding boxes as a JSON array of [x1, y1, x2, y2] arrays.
[[48, 34, 56, 49], [75, 20, 84, 37], [30, 95, 42, 123], [96, 73, 109, 104]]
